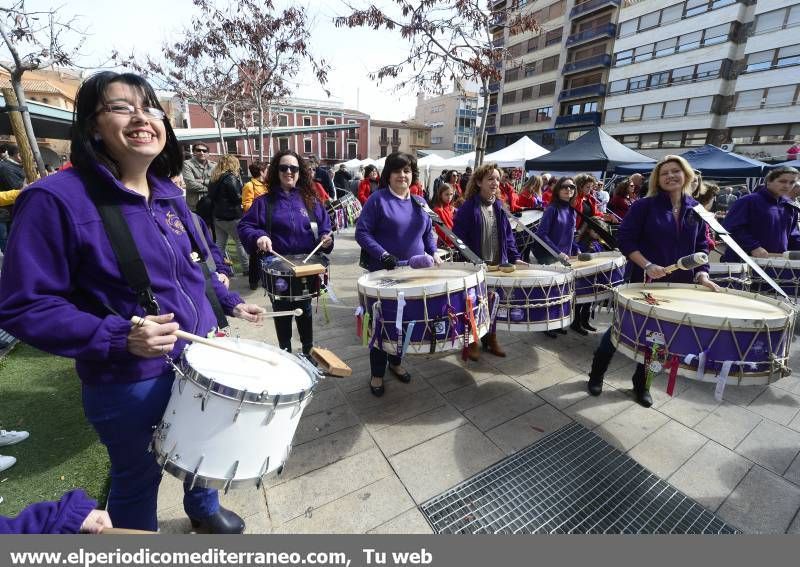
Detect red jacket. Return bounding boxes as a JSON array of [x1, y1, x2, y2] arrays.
[[313, 180, 330, 203], [357, 179, 373, 204], [517, 191, 542, 210], [499, 182, 521, 212], [572, 192, 602, 229], [410, 183, 424, 198], [433, 204, 455, 246], [542, 188, 553, 207]]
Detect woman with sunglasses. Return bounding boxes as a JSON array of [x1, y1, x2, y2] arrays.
[[587, 155, 718, 407], [239, 150, 333, 355], [0, 72, 265, 533], [356, 152, 439, 396]]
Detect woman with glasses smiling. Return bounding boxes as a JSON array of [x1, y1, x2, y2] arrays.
[[239, 150, 333, 355], [0, 71, 265, 533]]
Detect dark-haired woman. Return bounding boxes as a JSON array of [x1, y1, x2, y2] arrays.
[[356, 152, 438, 397], [357, 164, 379, 204], [0, 72, 264, 532], [239, 150, 333, 355]]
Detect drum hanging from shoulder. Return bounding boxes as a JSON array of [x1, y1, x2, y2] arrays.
[[153, 338, 320, 490], [570, 251, 626, 304], [261, 253, 329, 302], [750, 256, 800, 299], [485, 264, 574, 332], [357, 262, 489, 355], [708, 262, 750, 291], [611, 283, 795, 386], [513, 209, 543, 253]]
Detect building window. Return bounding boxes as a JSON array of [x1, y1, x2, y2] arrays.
[[545, 28, 562, 46], [539, 82, 555, 96], [325, 139, 336, 159], [628, 76, 648, 92], [500, 113, 514, 126], [541, 55, 559, 73], [687, 96, 713, 114], [695, 60, 722, 78], [703, 24, 730, 46], [303, 138, 312, 153], [621, 135, 639, 148], [503, 91, 517, 104], [608, 80, 626, 94], [642, 103, 662, 120], [277, 115, 289, 127], [226, 139, 237, 153], [567, 130, 589, 142], [663, 100, 688, 117], [735, 90, 763, 110], [650, 71, 671, 88], [278, 137, 289, 151], [765, 85, 797, 107], [518, 110, 530, 124], [744, 44, 800, 73], [618, 0, 735, 39], [640, 134, 660, 149], [684, 131, 708, 146], [380, 146, 387, 157], [505, 68, 520, 82], [661, 132, 683, 148], [303, 116, 312, 127], [730, 126, 757, 144], [347, 142, 357, 159], [604, 108, 622, 124], [622, 106, 642, 122], [535, 106, 553, 122], [655, 37, 677, 58], [745, 50, 774, 72], [759, 124, 787, 143]]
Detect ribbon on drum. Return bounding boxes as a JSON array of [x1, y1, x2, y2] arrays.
[[666, 355, 680, 397], [684, 350, 709, 382], [401, 321, 416, 357], [488, 291, 500, 333], [395, 292, 406, 357], [465, 294, 479, 345], [367, 302, 382, 350], [355, 306, 364, 338], [714, 360, 757, 402]]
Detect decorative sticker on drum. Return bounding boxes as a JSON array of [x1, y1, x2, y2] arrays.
[[274, 278, 289, 293], [374, 278, 400, 288], [434, 320, 447, 336], [510, 308, 524, 322], [645, 330, 665, 345], [497, 308, 508, 319]]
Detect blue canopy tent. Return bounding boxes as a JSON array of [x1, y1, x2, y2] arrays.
[[775, 159, 800, 168], [615, 145, 770, 177]]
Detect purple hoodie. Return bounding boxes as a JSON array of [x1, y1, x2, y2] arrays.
[[721, 186, 800, 262], [536, 201, 579, 256], [452, 195, 520, 264], [0, 166, 244, 385], [618, 190, 709, 284], [0, 490, 96, 534], [238, 188, 332, 256]]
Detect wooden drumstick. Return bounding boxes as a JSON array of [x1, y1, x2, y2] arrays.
[[131, 316, 277, 366], [270, 250, 297, 266], [262, 308, 304, 318], [302, 239, 327, 264]]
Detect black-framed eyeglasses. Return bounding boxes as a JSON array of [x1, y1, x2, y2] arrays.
[[194, 148, 209, 153], [100, 103, 165, 121], [278, 164, 300, 174]]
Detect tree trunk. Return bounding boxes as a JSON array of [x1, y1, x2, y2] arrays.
[[474, 80, 491, 168], [257, 100, 265, 162], [2, 86, 41, 182]]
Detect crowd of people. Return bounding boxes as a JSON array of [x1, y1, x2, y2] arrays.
[[0, 69, 799, 534]]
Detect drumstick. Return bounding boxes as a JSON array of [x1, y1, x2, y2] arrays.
[[270, 251, 297, 267], [131, 316, 277, 366], [302, 240, 326, 264], [664, 252, 709, 274], [101, 527, 157, 535], [263, 308, 304, 318]]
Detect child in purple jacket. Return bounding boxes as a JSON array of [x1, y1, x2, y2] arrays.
[[0, 490, 111, 534]]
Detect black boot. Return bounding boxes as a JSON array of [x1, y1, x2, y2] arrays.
[[587, 348, 613, 396], [570, 317, 588, 335], [581, 305, 597, 332], [190, 506, 245, 534], [631, 364, 653, 408]]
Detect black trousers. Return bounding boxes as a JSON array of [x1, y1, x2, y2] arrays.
[[272, 298, 313, 354], [370, 347, 402, 378]]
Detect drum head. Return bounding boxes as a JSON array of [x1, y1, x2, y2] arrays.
[[184, 338, 312, 394], [517, 210, 543, 227], [486, 264, 573, 286], [357, 262, 483, 298], [571, 252, 626, 276]]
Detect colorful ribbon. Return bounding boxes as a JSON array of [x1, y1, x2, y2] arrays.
[[401, 321, 416, 357], [666, 355, 680, 397], [715, 360, 733, 402], [355, 306, 364, 338]]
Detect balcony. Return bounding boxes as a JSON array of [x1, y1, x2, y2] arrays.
[[455, 127, 476, 136], [558, 84, 606, 101], [570, 0, 621, 19], [488, 82, 500, 93], [565, 23, 616, 47], [457, 108, 478, 118], [490, 12, 506, 30], [562, 53, 611, 75], [488, 104, 498, 113], [554, 111, 601, 127], [346, 130, 359, 140]]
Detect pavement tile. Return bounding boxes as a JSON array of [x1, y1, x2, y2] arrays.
[[368, 507, 434, 534], [785, 453, 800, 487], [219, 485, 269, 520], [514, 362, 585, 393], [463, 388, 545, 431], [265, 448, 392, 524], [789, 513, 800, 534], [425, 366, 491, 394], [412, 356, 466, 379], [487, 347, 558, 377], [564, 388, 635, 428], [342, 374, 429, 412], [390, 423, 504, 503], [668, 441, 752, 513], [694, 402, 763, 450], [293, 402, 361, 445], [443, 375, 520, 411], [486, 403, 573, 455], [657, 382, 721, 427], [772, 375, 800, 396], [243, 511, 274, 534], [157, 506, 193, 534], [720, 384, 768, 407], [264, 425, 376, 488], [538, 374, 595, 409], [371, 404, 468, 456], [156, 475, 184, 513], [735, 420, 800, 475], [304, 386, 347, 416], [717, 466, 800, 534], [627, 420, 707, 478], [594, 403, 670, 451], [791, 411, 800, 433], [274, 475, 415, 534], [357, 387, 447, 431], [747, 387, 800, 426]]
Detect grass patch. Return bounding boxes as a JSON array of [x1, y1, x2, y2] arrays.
[[0, 344, 109, 516]]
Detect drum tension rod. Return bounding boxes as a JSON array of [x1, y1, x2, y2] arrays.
[[255, 457, 271, 490], [188, 455, 204, 492], [233, 389, 248, 423], [223, 461, 239, 495]]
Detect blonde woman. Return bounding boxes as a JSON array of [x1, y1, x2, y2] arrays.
[[208, 155, 248, 275], [587, 155, 719, 407]]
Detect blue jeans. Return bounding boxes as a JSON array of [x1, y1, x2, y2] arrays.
[[82, 372, 219, 531]]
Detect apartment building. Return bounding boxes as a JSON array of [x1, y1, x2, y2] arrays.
[[414, 88, 479, 154], [368, 120, 432, 158], [487, 0, 623, 152], [602, 0, 800, 160]]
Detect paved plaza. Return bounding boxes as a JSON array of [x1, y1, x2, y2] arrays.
[[157, 231, 800, 534]]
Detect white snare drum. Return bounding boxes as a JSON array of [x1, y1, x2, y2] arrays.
[[153, 338, 319, 490], [708, 262, 750, 291], [570, 251, 626, 304], [486, 265, 574, 332], [611, 283, 795, 386], [357, 262, 489, 354]]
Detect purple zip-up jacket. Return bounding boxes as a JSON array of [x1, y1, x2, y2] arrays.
[[618, 191, 709, 284], [536, 201, 579, 256], [452, 195, 520, 263], [0, 165, 244, 385], [720, 186, 800, 262], [355, 188, 437, 272], [0, 490, 96, 534], [238, 188, 332, 256]]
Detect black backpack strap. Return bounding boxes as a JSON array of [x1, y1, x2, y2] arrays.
[[83, 177, 160, 316]]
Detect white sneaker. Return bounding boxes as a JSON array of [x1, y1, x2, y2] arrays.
[[0, 430, 29, 447], [0, 455, 15, 473]]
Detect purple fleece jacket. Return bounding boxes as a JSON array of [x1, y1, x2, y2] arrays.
[[0, 165, 244, 385], [536, 201, 579, 256], [0, 490, 96, 534], [618, 190, 709, 284], [452, 195, 520, 263], [355, 188, 437, 272], [237, 187, 332, 256], [721, 186, 800, 262]]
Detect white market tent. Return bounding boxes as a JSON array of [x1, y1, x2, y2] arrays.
[[445, 151, 477, 168], [483, 136, 549, 168]]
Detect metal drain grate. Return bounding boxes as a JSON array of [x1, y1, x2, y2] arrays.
[[420, 423, 739, 534]]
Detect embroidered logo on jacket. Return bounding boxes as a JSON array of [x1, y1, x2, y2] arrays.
[[299, 208, 309, 218], [166, 211, 186, 235]]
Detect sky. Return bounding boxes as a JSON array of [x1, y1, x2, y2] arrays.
[[15, 0, 430, 121]]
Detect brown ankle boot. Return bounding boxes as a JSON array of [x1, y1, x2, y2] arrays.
[[467, 341, 481, 361], [483, 333, 506, 357]]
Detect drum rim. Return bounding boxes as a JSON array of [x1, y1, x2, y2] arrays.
[[708, 262, 749, 275], [485, 262, 574, 285], [180, 341, 317, 405], [571, 252, 627, 277], [357, 262, 485, 298], [155, 454, 274, 490], [753, 256, 800, 268], [614, 282, 795, 328]]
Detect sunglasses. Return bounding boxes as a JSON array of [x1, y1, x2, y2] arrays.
[[194, 148, 209, 153], [562, 184, 576, 190], [278, 164, 300, 174]]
